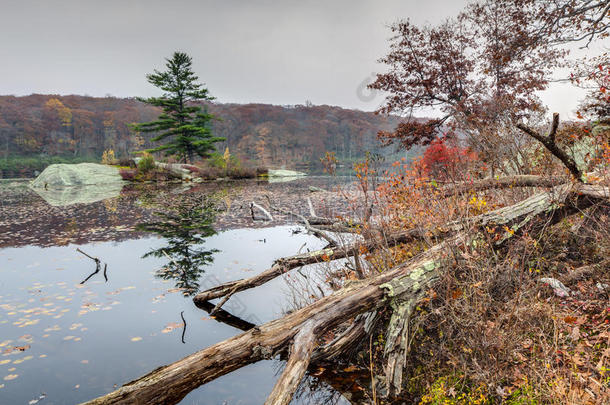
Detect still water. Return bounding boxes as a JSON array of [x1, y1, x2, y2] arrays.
[[0, 178, 352, 405]]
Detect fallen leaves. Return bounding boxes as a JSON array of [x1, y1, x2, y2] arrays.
[[161, 322, 184, 334]]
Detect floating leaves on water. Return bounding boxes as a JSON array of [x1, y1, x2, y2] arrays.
[[63, 336, 75, 341], [3, 374, 18, 381], [0, 360, 10, 365], [161, 322, 184, 334], [28, 393, 46, 404], [130, 337, 142, 342]]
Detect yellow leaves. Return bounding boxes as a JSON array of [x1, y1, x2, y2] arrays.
[[45, 98, 72, 125], [3, 374, 18, 381], [101, 149, 116, 165], [130, 337, 142, 342], [468, 195, 487, 214]]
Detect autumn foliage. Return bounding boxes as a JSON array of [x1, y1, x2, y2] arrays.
[[419, 137, 478, 180]]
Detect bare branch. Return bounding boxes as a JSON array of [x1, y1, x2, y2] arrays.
[[516, 113, 584, 182]]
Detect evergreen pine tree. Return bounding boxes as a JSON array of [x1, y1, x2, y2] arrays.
[[133, 52, 224, 163]]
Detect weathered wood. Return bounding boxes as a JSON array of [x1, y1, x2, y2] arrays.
[[266, 199, 337, 247], [437, 175, 564, 198], [83, 183, 609, 405], [250, 201, 274, 221], [383, 294, 421, 396], [265, 321, 317, 405], [307, 197, 316, 217], [192, 228, 426, 305], [81, 244, 448, 405], [195, 183, 609, 309]]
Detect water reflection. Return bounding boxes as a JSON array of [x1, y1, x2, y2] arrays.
[[137, 195, 218, 296]]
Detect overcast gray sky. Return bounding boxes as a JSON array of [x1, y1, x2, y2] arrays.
[[0, 0, 598, 118]]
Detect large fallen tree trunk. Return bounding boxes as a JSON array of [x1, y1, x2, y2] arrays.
[[82, 182, 609, 405], [437, 174, 564, 198], [82, 240, 449, 405], [194, 182, 601, 310]]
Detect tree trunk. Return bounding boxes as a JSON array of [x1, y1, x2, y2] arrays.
[[82, 183, 608, 405]]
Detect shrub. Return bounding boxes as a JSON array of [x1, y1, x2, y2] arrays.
[[117, 158, 136, 168], [101, 149, 117, 165], [137, 153, 155, 173], [119, 168, 137, 181], [227, 167, 256, 179]]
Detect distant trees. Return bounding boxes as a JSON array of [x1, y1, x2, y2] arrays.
[[132, 52, 224, 164], [0, 94, 404, 176]]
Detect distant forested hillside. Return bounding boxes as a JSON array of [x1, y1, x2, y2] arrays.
[[0, 95, 420, 177]]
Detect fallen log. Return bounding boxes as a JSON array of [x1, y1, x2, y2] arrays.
[[195, 183, 606, 310], [81, 240, 449, 405], [437, 174, 564, 198], [83, 183, 609, 405], [193, 227, 427, 307]]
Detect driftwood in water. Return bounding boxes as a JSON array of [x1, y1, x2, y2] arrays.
[[81, 239, 447, 405], [250, 201, 274, 221], [77, 248, 108, 284], [194, 182, 605, 311], [82, 182, 608, 405]]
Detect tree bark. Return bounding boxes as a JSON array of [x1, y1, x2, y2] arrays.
[[82, 183, 609, 405], [437, 174, 564, 198]]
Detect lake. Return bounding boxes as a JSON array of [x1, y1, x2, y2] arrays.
[[0, 177, 358, 405]]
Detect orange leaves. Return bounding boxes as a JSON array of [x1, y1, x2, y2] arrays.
[[450, 289, 463, 300], [161, 322, 184, 334], [564, 316, 578, 324]]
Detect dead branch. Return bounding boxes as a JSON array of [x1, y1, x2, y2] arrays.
[[437, 175, 564, 198], [193, 228, 427, 307], [264, 198, 337, 247], [81, 240, 447, 405], [516, 113, 584, 182], [77, 248, 104, 284], [82, 185, 610, 404], [561, 259, 610, 285], [250, 201, 274, 221], [83, 182, 609, 405], [307, 197, 316, 217], [195, 183, 609, 311], [265, 321, 317, 405]]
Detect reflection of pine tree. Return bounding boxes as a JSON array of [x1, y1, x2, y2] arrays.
[[137, 196, 218, 296]]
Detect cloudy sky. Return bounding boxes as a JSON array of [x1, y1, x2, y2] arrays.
[[0, 0, 599, 117]]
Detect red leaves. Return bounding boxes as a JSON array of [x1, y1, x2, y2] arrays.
[[419, 137, 477, 180]]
